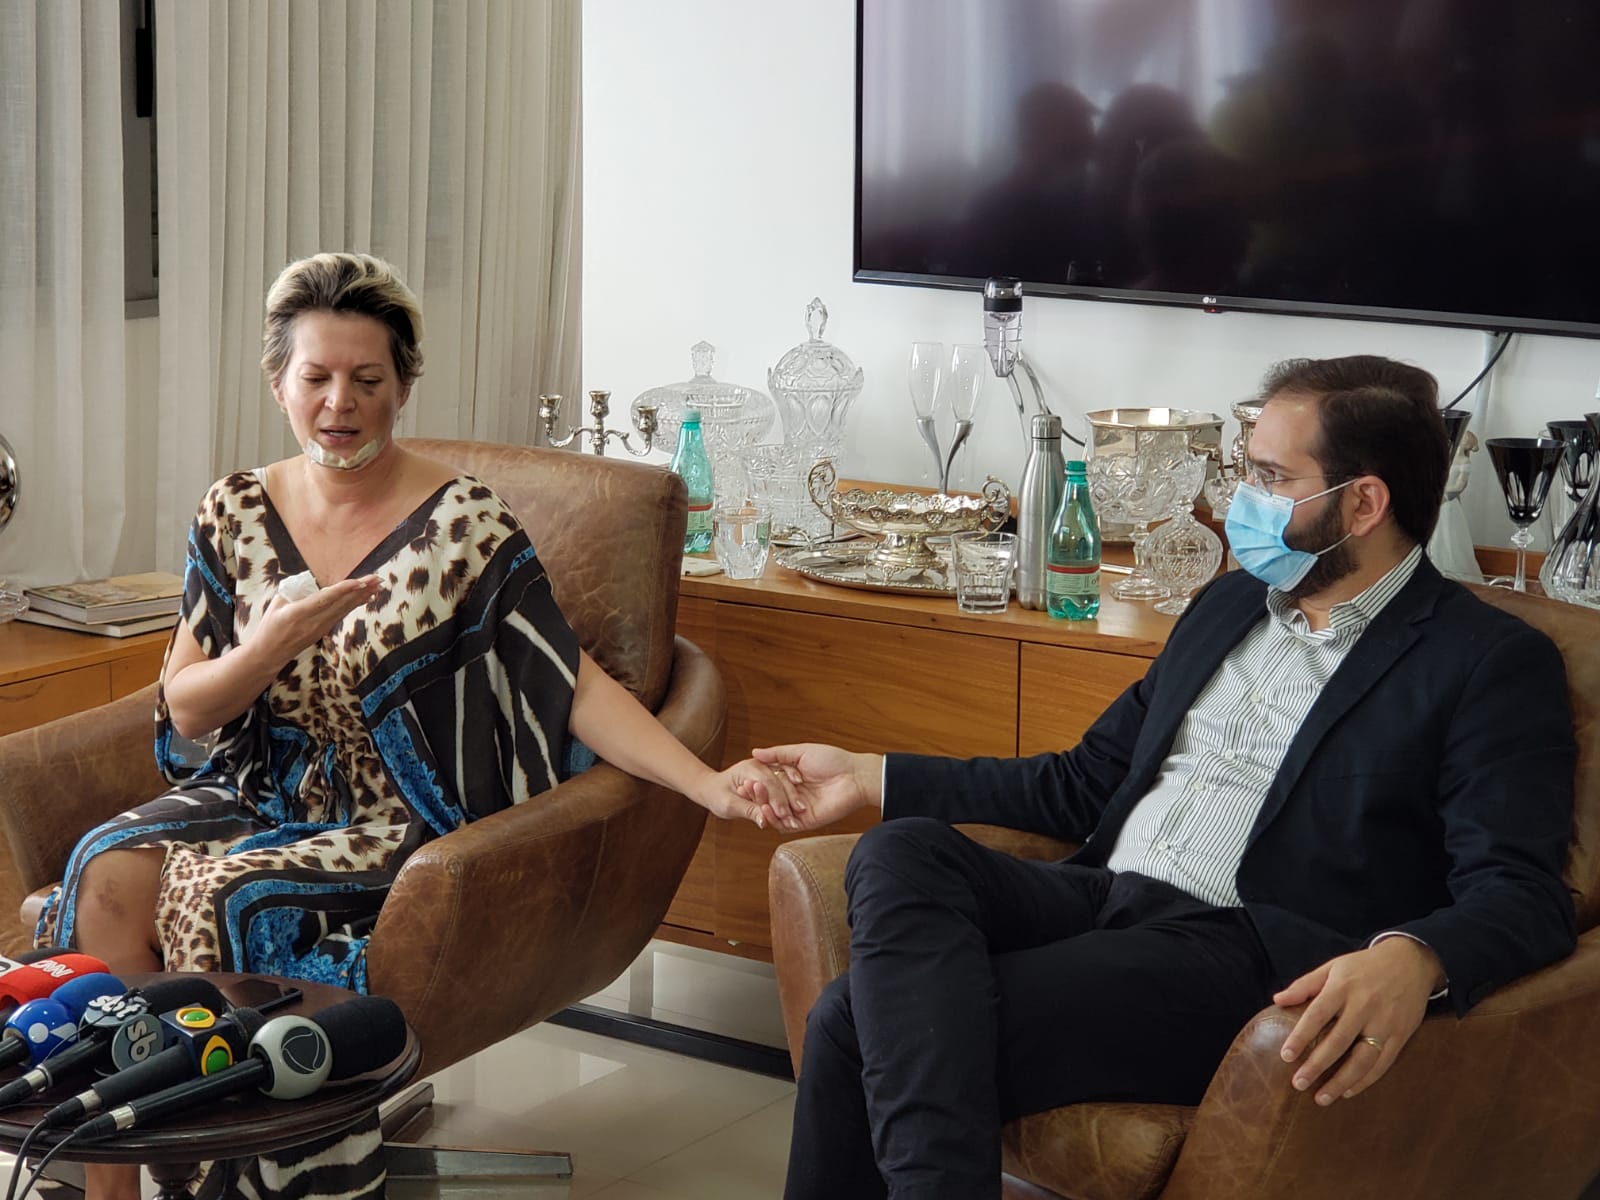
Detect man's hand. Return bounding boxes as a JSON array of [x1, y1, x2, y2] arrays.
[[739, 743, 882, 832], [706, 759, 806, 829], [1273, 937, 1445, 1106]]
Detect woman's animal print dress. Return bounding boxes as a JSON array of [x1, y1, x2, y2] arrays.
[[38, 468, 579, 983]]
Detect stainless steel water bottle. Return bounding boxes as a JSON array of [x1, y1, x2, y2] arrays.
[[1016, 414, 1065, 610]]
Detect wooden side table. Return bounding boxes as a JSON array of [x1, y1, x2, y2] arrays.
[[0, 621, 167, 738], [0, 973, 419, 1200]]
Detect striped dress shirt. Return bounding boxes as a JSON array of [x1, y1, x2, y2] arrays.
[[1104, 546, 1424, 906]]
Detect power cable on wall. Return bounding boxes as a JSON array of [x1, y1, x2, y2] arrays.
[[1443, 331, 1514, 410]]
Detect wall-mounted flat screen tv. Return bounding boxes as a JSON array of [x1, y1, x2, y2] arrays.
[[856, 0, 1600, 337]]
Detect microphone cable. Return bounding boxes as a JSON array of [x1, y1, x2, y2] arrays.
[[4, 1117, 46, 1200], [14, 1127, 83, 1200]]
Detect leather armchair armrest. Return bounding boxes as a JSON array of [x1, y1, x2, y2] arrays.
[[769, 822, 1079, 1073], [1161, 927, 1600, 1200], [0, 684, 165, 950], [365, 637, 725, 1075]]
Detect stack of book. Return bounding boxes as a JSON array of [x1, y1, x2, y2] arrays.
[[17, 572, 184, 638]]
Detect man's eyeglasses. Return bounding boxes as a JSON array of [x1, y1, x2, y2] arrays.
[[1241, 466, 1340, 498]]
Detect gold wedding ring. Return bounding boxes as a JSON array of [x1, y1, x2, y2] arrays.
[[1359, 1035, 1384, 1052]]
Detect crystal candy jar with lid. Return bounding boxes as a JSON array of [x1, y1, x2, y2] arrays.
[[630, 341, 776, 504], [767, 298, 865, 467], [759, 298, 865, 543]]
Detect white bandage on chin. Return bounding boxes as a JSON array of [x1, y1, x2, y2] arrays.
[[304, 435, 384, 471]]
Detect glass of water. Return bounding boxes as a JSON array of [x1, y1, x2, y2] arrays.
[[951, 531, 1016, 613], [713, 503, 772, 579]]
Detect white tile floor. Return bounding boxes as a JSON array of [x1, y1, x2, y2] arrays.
[[387, 940, 795, 1200]]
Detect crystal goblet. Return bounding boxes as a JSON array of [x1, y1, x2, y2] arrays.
[[1485, 437, 1563, 593]]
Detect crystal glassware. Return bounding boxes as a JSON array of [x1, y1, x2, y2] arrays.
[[768, 298, 866, 477], [712, 504, 773, 580], [940, 344, 986, 492], [1541, 413, 1600, 608], [631, 342, 776, 503], [1546, 418, 1599, 530], [1485, 437, 1563, 593], [1144, 454, 1222, 615], [1087, 452, 1179, 601], [908, 341, 945, 486]]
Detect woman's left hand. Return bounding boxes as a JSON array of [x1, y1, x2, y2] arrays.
[[692, 760, 805, 830]]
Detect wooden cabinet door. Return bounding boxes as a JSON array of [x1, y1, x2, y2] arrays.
[[708, 605, 1018, 949], [1017, 644, 1151, 756], [0, 664, 111, 738]]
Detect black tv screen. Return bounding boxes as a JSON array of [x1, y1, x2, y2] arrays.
[[856, 0, 1600, 337]]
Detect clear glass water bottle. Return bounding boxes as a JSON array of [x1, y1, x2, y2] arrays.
[[671, 407, 715, 554], [1047, 459, 1101, 620]]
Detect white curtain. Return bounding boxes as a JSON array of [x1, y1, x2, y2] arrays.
[[0, 1, 129, 588], [155, 0, 582, 570]]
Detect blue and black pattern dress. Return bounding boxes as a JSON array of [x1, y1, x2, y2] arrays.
[[38, 468, 580, 982]]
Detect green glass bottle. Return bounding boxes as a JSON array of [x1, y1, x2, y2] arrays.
[[1047, 459, 1100, 620], [671, 408, 715, 554]]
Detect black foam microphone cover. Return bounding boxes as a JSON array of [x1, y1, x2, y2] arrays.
[[15, 947, 69, 965], [318, 996, 407, 1079], [137, 977, 229, 1015]]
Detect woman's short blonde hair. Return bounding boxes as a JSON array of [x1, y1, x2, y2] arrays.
[[261, 252, 425, 388]]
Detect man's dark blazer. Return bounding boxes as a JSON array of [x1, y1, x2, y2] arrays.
[[884, 558, 1577, 1016]]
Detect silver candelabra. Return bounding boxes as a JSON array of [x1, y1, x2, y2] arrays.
[[538, 390, 658, 457]]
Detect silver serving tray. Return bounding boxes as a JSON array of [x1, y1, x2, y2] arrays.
[[777, 539, 960, 596]]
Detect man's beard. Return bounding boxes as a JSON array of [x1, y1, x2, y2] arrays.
[[1284, 494, 1356, 598]]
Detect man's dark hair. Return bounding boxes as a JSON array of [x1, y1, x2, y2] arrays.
[[1259, 355, 1449, 546]]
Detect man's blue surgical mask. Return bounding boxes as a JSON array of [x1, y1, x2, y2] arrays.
[[1224, 479, 1354, 590]]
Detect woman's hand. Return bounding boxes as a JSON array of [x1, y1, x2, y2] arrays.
[[248, 574, 383, 665], [692, 759, 806, 829]]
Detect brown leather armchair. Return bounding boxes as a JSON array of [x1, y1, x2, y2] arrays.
[[0, 439, 724, 1084], [769, 585, 1600, 1200]]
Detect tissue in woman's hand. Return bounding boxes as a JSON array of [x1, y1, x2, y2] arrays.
[[277, 570, 321, 603]]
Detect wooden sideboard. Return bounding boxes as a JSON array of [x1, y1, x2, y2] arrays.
[[0, 622, 168, 737], [663, 557, 1177, 961]]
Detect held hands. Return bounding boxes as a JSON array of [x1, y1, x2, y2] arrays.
[[691, 760, 809, 828], [1273, 937, 1445, 1107], [250, 574, 383, 665], [735, 743, 883, 832]]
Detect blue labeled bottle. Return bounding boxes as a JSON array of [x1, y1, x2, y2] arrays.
[[671, 408, 715, 554], [1047, 459, 1100, 620]]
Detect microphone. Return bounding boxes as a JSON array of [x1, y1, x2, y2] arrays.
[[0, 947, 72, 972], [75, 996, 406, 1141], [0, 954, 109, 1009], [0, 973, 124, 1069], [37, 1003, 264, 1130], [0, 978, 228, 1114]]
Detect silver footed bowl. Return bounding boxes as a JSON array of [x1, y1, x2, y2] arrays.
[[807, 460, 1011, 571]]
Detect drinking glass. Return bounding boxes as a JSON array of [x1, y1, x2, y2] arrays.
[[712, 504, 772, 580], [908, 342, 945, 486], [951, 531, 1016, 613], [1546, 419, 1599, 529], [1485, 437, 1563, 593]]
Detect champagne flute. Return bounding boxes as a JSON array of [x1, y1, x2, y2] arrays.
[[908, 342, 945, 487], [1485, 437, 1563, 593], [940, 344, 986, 491]]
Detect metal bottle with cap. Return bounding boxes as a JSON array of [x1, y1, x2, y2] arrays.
[[1016, 413, 1066, 610]]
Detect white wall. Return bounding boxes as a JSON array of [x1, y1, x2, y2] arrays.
[[582, 0, 1600, 551]]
